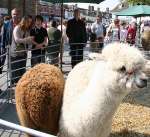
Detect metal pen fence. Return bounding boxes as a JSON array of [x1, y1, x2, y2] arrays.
[[0, 41, 92, 137], [0, 41, 149, 98], [0, 119, 55, 137], [0, 41, 149, 137]]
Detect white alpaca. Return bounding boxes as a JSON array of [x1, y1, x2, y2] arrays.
[[59, 43, 148, 137]]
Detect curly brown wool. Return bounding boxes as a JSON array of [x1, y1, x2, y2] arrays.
[[15, 63, 65, 137], [141, 30, 150, 51]]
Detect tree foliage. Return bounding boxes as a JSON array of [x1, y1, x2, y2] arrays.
[[127, 0, 150, 5]]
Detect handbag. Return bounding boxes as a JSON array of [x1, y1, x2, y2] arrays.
[[14, 32, 27, 57]]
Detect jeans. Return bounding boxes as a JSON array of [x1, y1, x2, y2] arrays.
[[31, 49, 45, 67], [70, 44, 84, 68], [10, 55, 27, 85]]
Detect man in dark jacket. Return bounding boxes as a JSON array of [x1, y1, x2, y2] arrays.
[[1, 8, 20, 74], [66, 9, 87, 68], [0, 9, 20, 89]]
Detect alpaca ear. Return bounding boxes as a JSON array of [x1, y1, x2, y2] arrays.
[[88, 53, 105, 61]]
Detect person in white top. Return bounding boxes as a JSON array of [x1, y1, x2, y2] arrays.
[[107, 18, 120, 42], [120, 21, 128, 43], [11, 16, 33, 85], [57, 20, 68, 64], [91, 15, 105, 51], [57, 20, 68, 44]]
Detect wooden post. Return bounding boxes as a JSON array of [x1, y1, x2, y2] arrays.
[[8, 0, 12, 15], [23, 0, 26, 16], [36, 0, 38, 15]]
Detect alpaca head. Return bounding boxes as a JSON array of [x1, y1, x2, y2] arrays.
[[103, 43, 148, 92], [97, 43, 148, 94]]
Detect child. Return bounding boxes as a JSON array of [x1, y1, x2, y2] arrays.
[[30, 15, 48, 66], [120, 21, 128, 43]]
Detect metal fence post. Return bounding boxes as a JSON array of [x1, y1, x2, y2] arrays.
[[60, 1, 64, 71], [6, 46, 10, 103], [7, 44, 13, 102]]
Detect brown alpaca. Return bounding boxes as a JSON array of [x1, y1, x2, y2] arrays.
[[15, 63, 65, 137], [141, 30, 150, 51]]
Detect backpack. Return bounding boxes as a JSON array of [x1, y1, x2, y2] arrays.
[[53, 29, 61, 43]]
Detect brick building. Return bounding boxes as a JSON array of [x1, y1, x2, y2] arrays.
[[0, 0, 37, 16], [0, 0, 62, 19], [0, 1, 112, 24]]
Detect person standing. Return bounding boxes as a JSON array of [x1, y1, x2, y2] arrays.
[[58, 20, 68, 45], [66, 9, 87, 68], [107, 18, 120, 42], [91, 15, 105, 52], [57, 20, 68, 64], [126, 21, 137, 45], [30, 15, 48, 66], [47, 20, 61, 66], [120, 21, 128, 43], [1, 8, 20, 74], [2, 8, 20, 46], [10, 16, 33, 85]]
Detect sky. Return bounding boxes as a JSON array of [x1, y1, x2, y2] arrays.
[[67, 0, 120, 11]]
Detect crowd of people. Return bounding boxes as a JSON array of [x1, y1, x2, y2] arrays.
[[0, 8, 150, 90], [87, 16, 140, 51], [0, 8, 61, 88]]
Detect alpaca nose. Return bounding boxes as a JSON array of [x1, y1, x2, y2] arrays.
[[135, 78, 147, 88]]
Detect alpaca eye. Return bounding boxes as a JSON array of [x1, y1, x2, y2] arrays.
[[118, 66, 126, 73]]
